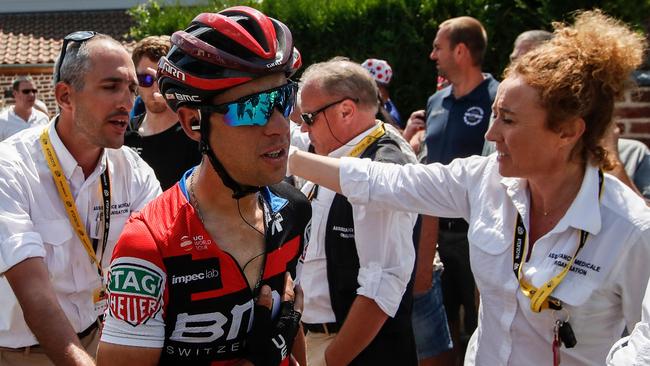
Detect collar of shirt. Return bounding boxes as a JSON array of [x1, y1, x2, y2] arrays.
[[500, 163, 602, 236], [328, 122, 382, 158], [442, 73, 495, 103], [48, 118, 108, 182]]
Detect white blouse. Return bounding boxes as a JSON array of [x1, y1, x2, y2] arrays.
[[339, 154, 650, 365]]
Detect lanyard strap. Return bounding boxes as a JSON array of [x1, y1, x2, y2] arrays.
[[512, 169, 604, 313], [307, 123, 386, 202], [347, 123, 386, 158], [39, 128, 111, 276]]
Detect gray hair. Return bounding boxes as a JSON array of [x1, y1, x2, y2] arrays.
[[12, 76, 34, 90], [53, 34, 123, 90], [299, 56, 379, 113], [514, 30, 553, 47]]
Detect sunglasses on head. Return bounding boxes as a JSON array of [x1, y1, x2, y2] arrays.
[[20, 89, 38, 95], [55, 31, 97, 83], [199, 81, 298, 128], [137, 74, 156, 88], [300, 97, 358, 126]]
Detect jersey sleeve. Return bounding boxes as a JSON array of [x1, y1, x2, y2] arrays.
[[101, 215, 167, 348]]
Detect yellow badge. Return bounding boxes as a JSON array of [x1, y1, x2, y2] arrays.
[[93, 285, 108, 316]]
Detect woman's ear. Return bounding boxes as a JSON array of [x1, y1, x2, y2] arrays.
[[177, 107, 202, 142], [559, 117, 586, 147]]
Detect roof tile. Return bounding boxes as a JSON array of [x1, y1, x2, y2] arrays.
[[0, 9, 136, 65]]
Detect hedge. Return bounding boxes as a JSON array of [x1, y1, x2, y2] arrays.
[[128, 0, 650, 118]]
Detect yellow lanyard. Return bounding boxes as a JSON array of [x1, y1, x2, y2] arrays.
[[39, 128, 110, 275], [306, 123, 386, 202], [512, 170, 604, 312], [347, 123, 386, 158]]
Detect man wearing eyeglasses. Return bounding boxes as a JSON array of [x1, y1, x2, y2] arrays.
[[96, 7, 310, 366], [0, 76, 49, 141], [125, 35, 201, 190], [0, 33, 161, 365], [292, 57, 418, 365]]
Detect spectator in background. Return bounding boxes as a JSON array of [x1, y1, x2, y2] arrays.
[[124, 35, 201, 190], [362, 58, 404, 129], [509, 30, 552, 62], [601, 123, 650, 202], [0, 76, 49, 141], [403, 16, 499, 365], [34, 99, 50, 118], [483, 29, 551, 157]]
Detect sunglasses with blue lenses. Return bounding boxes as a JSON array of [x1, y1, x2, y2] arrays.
[[199, 81, 298, 127], [137, 74, 156, 88]]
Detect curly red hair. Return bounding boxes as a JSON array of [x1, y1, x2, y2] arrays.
[[506, 10, 646, 168]]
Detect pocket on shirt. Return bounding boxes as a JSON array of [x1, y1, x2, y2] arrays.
[[33, 220, 74, 282], [469, 225, 509, 255], [469, 226, 512, 290]]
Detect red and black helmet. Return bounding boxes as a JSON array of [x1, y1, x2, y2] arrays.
[[158, 6, 302, 111]]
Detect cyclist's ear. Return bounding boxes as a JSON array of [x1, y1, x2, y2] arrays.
[[177, 107, 202, 141]]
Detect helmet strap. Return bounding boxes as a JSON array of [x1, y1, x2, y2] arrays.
[[199, 116, 261, 199]]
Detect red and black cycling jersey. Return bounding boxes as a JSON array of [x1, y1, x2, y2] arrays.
[[101, 171, 310, 366]]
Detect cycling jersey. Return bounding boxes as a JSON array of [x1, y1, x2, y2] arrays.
[[101, 169, 311, 365]]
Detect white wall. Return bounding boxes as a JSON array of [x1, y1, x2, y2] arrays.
[[0, 0, 205, 13]]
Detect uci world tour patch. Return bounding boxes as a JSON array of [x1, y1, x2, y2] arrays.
[[107, 257, 165, 326]]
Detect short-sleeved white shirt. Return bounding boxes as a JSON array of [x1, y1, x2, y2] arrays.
[[0, 120, 162, 348], [340, 155, 650, 366], [0, 107, 49, 141]]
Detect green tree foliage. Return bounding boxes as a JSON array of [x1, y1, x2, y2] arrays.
[[128, 0, 650, 117]]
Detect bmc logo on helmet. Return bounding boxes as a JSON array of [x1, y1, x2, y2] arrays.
[[161, 59, 186, 82], [165, 93, 201, 103]]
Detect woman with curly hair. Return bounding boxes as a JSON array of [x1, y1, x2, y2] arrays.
[[289, 10, 650, 365]]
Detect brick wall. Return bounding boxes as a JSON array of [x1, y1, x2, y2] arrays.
[[0, 71, 56, 116], [615, 87, 650, 147]]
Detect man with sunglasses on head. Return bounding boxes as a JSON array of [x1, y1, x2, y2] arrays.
[[125, 35, 201, 190], [0, 32, 161, 365], [97, 6, 310, 366], [0, 76, 49, 141], [293, 57, 418, 365]]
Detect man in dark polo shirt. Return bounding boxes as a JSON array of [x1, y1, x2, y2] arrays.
[[404, 15, 498, 365]]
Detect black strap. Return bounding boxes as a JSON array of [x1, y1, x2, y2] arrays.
[[199, 113, 260, 199], [92, 169, 111, 272]]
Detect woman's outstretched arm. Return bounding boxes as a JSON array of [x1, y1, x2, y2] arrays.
[[289, 149, 343, 194]]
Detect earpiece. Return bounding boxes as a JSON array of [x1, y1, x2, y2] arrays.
[[191, 118, 201, 131]]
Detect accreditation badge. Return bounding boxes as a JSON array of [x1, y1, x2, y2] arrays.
[[93, 285, 108, 316]]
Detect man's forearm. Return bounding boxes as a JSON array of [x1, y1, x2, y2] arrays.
[[324, 296, 388, 366], [6, 257, 94, 366]]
